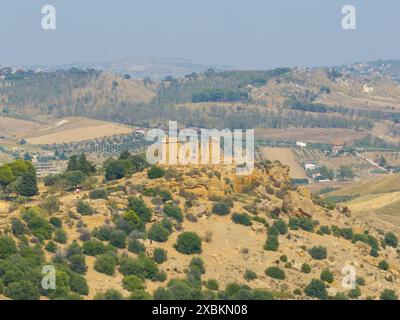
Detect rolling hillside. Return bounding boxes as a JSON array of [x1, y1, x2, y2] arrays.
[[324, 174, 400, 231]]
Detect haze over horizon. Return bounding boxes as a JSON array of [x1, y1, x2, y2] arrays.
[[1, 0, 400, 69]]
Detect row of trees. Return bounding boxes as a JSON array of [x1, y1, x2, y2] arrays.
[[192, 88, 249, 103]]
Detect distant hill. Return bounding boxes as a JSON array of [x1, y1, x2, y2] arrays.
[[334, 59, 400, 81], [23, 57, 233, 80], [3, 59, 400, 145]]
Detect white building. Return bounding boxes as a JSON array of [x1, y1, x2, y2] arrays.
[[296, 141, 307, 148], [305, 162, 316, 171]]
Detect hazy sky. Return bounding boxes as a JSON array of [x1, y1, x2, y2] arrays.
[[1, 0, 399, 69]]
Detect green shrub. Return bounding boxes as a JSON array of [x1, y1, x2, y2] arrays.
[[308, 246, 327, 260], [105, 159, 130, 181], [320, 269, 334, 283], [265, 267, 285, 280], [82, 240, 106, 256], [94, 289, 124, 300], [11, 218, 25, 236], [22, 208, 53, 240], [127, 197, 152, 223], [231, 213, 252, 226], [128, 289, 152, 300], [304, 279, 327, 300], [128, 239, 145, 254], [378, 260, 389, 271], [244, 269, 257, 281], [94, 254, 116, 276], [45, 241, 58, 253], [163, 204, 183, 222], [264, 235, 279, 251], [174, 232, 202, 255], [384, 232, 398, 248], [158, 189, 173, 202], [212, 202, 230, 216], [68, 254, 87, 274], [267, 226, 279, 236], [189, 257, 205, 274], [123, 275, 145, 292], [301, 263, 311, 274], [318, 225, 331, 235], [341, 228, 354, 240], [118, 255, 159, 280], [148, 223, 170, 242], [154, 280, 194, 300], [109, 230, 126, 248], [289, 217, 314, 232], [370, 248, 379, 257], [66, 241, 83, 257], [293, 288, 302, 296], [380, 289, 398, 300], [54, 228, 68, 244], [89, 189, 108, 200], [272, 219, 288, 235], [332, 292, 348, 300], [348, 286, 361, 299], [92, 225, 114, 241], [352, 233, 379, 251], [41, 196, 60, 213], [0, 236, 17, 259], [116, 210, 144, 234], [356, 276, 365, 286], [4, 280, 40, 300], [147, 166, 165, 179], [159, 285, 179, 300], [49, 217, 62, 228], [70, 273, 89, 296], [279, 255, 288, 263], [76, 200, 94, 215], [161, 218, 173, 233], [153, 248, 167, 264], [205, 279, 219, 291]]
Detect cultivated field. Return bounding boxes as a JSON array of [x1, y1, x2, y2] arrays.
[[27, 123, 133, 145], [18, 117, 134, 145]]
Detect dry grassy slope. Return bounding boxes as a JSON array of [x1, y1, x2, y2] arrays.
[[0, 116, 135, 145], [325, 174, 400, 232], [74, 73, 155, 105], [254, 68, 400, 110], [3, 162, 400, 299], [251, 68, 400, 144]]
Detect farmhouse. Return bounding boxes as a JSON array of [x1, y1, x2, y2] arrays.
[[296, 141, 307, 148], [332, 141, 344, 154], [304, 162, 316, 171]]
